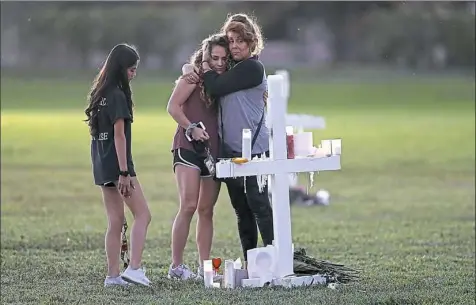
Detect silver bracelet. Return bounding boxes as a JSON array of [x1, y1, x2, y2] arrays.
[[185, 123, 198, 137]]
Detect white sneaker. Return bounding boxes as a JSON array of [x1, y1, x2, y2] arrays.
[[121, 266, 151, 286], [104, 275, 131, 287], [167, 263, 197, 280]]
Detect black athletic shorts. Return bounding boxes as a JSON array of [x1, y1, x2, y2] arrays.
[[173, 148, 211, 177], [101, 173, 136, 188]]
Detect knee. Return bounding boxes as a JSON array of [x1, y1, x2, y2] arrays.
[[249, 197, 272, 218], [197, 204, 214, 219], [143, 208, 152, 226], [107, 214, 124, 233], [253, 205, 272, 220], [233, 207, 253, 224], [179, 196, 198, 217], [135, 207, 152, 227], [234, 209, 249, 221]]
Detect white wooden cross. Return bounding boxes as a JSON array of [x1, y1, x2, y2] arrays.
[[271, 69, 326, 188], [215, 74, 342, 285], [274, 70, 326, 131]]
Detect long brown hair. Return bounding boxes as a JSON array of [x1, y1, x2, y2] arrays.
[[188, 34, 230, 108]]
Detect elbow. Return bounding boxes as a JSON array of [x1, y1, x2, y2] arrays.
[[248, 75, 263, 89], [167, 104, 182, 122], [167, 102, 176, 116], [167, 108, 179, 120], [114, 133, 126, 146], [114, 132, 126, 141]]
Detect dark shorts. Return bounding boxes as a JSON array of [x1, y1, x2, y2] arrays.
[[100, 172, 137, 188], [97, 170, 137, 188], [173, 148, 211, 178], [94, 160, 137, 187], [103, 181, 117, 188]]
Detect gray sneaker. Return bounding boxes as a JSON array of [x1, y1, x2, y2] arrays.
[[167, 263, 197, 280]]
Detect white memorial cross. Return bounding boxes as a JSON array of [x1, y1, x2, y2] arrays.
[[272, 69, 326, 189], [215, 74, 342, 281], [274, 69, 326, 131]]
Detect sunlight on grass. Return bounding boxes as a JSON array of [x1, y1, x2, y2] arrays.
[[1, 77, 474, 305]]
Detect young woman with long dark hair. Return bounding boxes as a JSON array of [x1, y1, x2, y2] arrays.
[[85, 43, 152, 287]]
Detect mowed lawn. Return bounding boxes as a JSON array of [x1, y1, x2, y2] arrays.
[[1, 74, 475, 305]]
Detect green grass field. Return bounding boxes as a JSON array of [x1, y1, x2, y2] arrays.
[[1, 73, 475, 305]]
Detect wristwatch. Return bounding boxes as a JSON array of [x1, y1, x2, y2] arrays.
[[119, 170, 129, 177]]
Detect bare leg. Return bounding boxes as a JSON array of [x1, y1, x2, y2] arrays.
[[171, 165, 201, 267], [101, 186, 125, 277], [122, 176, 151, 269], [196, 177, 220, 266]]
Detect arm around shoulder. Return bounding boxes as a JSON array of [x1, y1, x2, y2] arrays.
[[182, 63, 196, 74], [202, 59, 264, 97]]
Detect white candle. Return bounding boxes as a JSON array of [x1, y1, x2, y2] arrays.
[[203, 260, 213, 272], [224, 260, 235, 289], [321, 140, 332, 156], [293, 132, 313, 157], [242, 129, 252, 160], [331, 139, 342, 155], [203, 260, 214, 287]]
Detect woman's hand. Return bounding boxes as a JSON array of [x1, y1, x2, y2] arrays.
[[118, 174, 133, 198], [181, 64, 200, 84], [191, 127, 210, 142], [182, 72, 199, 84], [202, 44, 211, 63], [182, 63, 195, 74]]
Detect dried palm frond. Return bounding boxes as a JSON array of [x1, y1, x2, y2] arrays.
[[293, 248, 360, 284]]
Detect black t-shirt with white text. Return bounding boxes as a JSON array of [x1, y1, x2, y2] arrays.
[[91, 87, 136, 185]]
